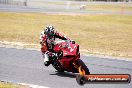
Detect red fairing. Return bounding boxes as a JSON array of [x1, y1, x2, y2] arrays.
[[53, 43, 62, 52], [53, 41, 80, 72]]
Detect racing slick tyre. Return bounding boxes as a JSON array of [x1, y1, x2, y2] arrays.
[[76, 59, 90, 75]]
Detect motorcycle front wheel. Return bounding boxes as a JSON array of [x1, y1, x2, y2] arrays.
[[76, 59, 90, 75]]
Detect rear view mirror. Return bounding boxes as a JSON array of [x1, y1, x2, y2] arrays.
[[71, 40, 75, 44]]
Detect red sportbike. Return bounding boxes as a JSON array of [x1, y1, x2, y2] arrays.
[[49, 40, 90, 75]]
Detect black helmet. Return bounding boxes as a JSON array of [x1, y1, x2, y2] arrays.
[[44, 25, 55, 38]]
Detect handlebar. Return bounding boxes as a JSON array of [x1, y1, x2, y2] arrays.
[[64, 39, 75, 48]]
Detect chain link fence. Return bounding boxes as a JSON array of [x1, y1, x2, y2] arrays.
[[0, 0, 27, 6], [0, 0, 131, 14], [0, 0, 131, 6]]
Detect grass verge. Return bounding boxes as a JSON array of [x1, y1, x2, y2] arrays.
[[0, 12, 132, 58]]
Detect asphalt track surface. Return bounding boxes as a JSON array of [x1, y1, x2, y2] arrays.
[[0, 4, 132, 15], [0, 47, 132, 88]]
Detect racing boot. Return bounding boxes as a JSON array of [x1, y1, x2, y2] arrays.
[[43, 53, 50, 66]]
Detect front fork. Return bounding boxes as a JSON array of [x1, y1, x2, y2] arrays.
[[73, 62, 86, 76], [72, 53, 85, 75]]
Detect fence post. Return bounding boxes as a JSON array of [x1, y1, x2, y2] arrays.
[[66, 1, 70, 10], [24, 0, 28, 6]]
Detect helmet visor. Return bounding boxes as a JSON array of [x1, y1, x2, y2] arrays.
[[45, 31, 54, 38]]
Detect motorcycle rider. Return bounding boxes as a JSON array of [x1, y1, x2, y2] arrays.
[[40, 25, 69, 66]]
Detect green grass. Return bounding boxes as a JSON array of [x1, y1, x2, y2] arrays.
[[0, 12, 132, 58]]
